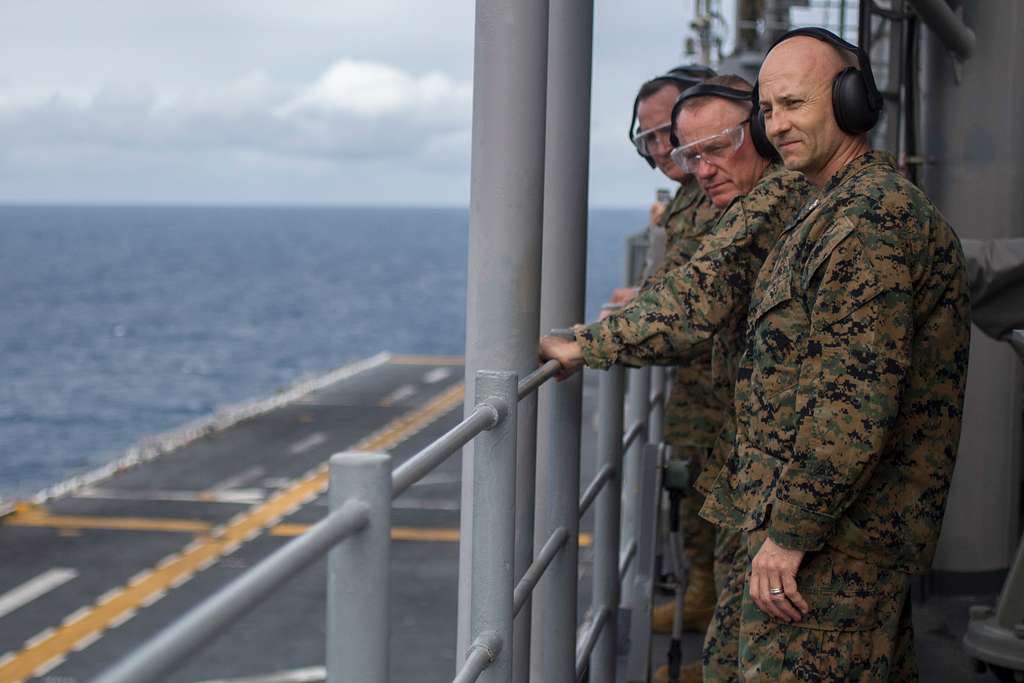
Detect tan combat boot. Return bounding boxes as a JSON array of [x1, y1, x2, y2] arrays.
[[651, 562, 716, 634], [653, 661, 702, 683]]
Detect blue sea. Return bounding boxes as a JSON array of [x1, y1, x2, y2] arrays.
[[0, 205, 644, 501]]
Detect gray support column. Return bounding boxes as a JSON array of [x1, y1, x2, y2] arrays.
[[458, 0, 551, 660], [328, 453, 391, 683], [649, 367, 666, 445], [620, 366, 651, 608], [591, 366, 626, 683], [468, 371, 519, 683], [532, 1, 594, 680]]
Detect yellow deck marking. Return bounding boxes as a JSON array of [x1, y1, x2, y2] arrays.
[[269, 523, 593, 547], [0, 381, 464, 683], [389, 354, 464, 366], [4, 509, 212, 534]]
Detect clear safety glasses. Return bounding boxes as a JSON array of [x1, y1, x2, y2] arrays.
[[633, 122, 673, 157], [669, 119, 749, 174]]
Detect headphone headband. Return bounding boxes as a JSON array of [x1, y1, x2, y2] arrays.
[[668, 82, 778, 161], [767, 27, 883, 112], [629, 65, 716, 168]]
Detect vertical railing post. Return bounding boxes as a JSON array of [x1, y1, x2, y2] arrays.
[[327, 452, 391, 683], [591, 365, 626, 682], [649, 366, 666, 445], [459, 0, 550, 660], [625, 443, 665, 683], [620, 365, 651, 609], [540, 372, 584, 683], [468, 371, 519, 683]]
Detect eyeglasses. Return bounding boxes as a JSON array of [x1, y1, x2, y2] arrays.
[[669, 119, 749, 174], [632, 122, 672, 157]]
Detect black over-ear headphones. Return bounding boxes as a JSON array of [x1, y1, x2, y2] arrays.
[[630, 64, 717, 168], [754, 27, 883, 136], [670, 83, 779, 161]]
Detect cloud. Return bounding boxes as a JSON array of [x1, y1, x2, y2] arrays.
[[0, 59, 473, 169]]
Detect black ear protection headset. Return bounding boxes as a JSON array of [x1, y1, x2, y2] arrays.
[[669, 83, 779, 161], [754, 27, 883, 136], [629, 64, 717, 168]]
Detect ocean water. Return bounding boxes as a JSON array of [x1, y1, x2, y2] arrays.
[[0, 205, 644, 501]]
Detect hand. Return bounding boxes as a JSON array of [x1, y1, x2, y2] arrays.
[[608, 287, 639, 306], [749, 536, 809, 622], [649, 200, 668, 225], [538, 335, 584, 380]]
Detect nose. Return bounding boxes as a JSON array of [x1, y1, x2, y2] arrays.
[[765, 109, 789, 142], [696, 156, 717, 180]]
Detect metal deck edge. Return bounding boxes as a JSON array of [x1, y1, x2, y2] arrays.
[[0, 351, 393, 519]]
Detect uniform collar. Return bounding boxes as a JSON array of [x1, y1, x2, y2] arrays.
[[822, 149, 898, 194]]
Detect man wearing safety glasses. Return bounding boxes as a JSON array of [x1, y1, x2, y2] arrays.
[[539, 74, 814, 681], [622, 66, 727, 648]]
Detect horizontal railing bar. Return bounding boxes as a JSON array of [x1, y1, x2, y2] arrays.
[[578, 463, 615, 520], [391, 403, 499, 497], [619, 539, 637, 582], [512, 527, 570, 616], [518, 359, 562, 400], [92, 500, 371, 683], [621, 419, 645, 451], [648, 391, 664, 410], [574, 606, 611, 682], [452, 631, 503, 683]]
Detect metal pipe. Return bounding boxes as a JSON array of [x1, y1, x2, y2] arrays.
[[92, 500, 370, 683], [908, 0, 975, 60], [574, 606, 611, 682], [466, 371, 518, 683], [590, 365, 626, 683], [620, 366, 650, 610], [518, 360, 562, 400], [648, 367, 666, 445], [578, 463, 615, 519], [533, 0, 592, 677], [648, 391, 664, 410], [459, 0, 550, 659], [625, 443, 664, 682], [513, 527, 570, 616], [392, 404, 498, 497], [328, 453, 392, 683], [619, 539, 638, 583], [453, 632, 504, 683], [622, 419, 646, 452]]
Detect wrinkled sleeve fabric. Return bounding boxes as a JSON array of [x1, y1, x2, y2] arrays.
[[768, 226, 913, 551], [574, 203, 753, 370]]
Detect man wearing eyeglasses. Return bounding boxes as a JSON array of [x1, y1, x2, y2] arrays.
[[539, 74, 814, 681], [622, 66, 728, 645]]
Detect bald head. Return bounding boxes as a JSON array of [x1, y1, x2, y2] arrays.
[[757, 35, 870, 186]]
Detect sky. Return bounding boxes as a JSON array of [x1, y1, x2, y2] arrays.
[[0, 1, 743, 207]]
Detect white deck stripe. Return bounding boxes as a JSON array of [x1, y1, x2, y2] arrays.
[[287, 432, 326, 455], [211, 466, 266, 492], [0, 569, 78, 620], [76, 487, 266, 505], [422, 367, 451, 384], [380, 384, 417, 405]]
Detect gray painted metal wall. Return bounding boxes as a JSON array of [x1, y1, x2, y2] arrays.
[[920, 1, 1024, 585]]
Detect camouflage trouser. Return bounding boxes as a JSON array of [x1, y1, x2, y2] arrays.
[[703, 530, 917, 682], [702, 527, 745, 682]]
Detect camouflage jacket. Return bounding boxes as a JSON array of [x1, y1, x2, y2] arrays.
[[645, 178, 724, 448], [701, 151, 971, 574], [575, 164, 813, 453]]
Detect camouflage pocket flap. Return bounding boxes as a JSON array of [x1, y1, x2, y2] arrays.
[[749, 271, 792, 325]]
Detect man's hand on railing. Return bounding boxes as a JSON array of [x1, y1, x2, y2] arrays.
[[539, 334, 585, 380]]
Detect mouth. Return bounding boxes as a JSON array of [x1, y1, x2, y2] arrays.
[[776, 140, 800, 151]]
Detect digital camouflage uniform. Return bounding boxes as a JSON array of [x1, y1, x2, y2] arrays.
[[701, 151, 971, 681], [572, 164, 814, 677], [644, 176, 723, 576]]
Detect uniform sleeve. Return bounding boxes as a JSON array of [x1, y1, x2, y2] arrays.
[[767, 228, 913, 551], [575, 204, 754, 370]]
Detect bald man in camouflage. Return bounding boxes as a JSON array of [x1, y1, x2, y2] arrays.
[[695, 29, 971, 680]]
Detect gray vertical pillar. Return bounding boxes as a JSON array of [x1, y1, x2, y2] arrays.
[[649, 367, 666, 445], [591, 366, 625, 683], [919, 3, 1024, 590], [620, 366, 651, 607], [532, 0, 594, 680], [328, 452, 391, 683], [468, 371, 519, 683], [459, 0, 551, 659]]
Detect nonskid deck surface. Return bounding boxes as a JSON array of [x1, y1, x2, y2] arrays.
[[0, 354, 998, 682]]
